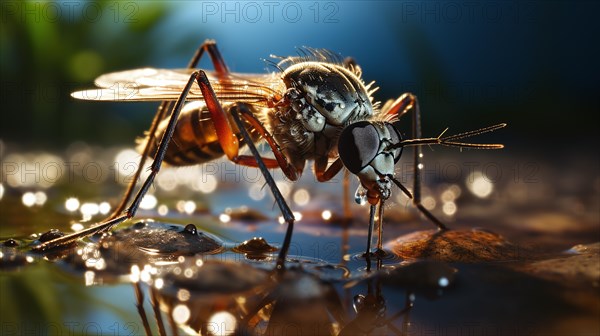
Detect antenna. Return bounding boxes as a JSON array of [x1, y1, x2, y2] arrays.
[[388, 123, 507, 150]]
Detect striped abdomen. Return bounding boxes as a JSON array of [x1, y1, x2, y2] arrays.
[[139, 101, 259, 166]]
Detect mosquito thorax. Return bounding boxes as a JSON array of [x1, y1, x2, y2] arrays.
[[281, 62, 374, 132], [338, 121, 403, 204]]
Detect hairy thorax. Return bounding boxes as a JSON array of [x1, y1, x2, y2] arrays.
[[268, 61, 377, 173]]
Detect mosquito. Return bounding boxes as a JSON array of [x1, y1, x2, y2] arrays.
[[32, 40, 505, 269]]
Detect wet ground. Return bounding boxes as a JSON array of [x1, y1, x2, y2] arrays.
[[1, 146, 599, 336]]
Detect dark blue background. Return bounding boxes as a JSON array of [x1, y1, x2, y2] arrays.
[[1, 1, 598, 150]]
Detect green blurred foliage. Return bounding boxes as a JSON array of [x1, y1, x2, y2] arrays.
[[1, 1, 172, 148], [1, 261, 142, 336]]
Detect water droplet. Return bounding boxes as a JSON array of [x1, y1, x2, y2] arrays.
[[39, 229, 64, 242], [354, 185, 368, 205], [3, 239, 19, 247], [133, 221, 147, 229], [183, 224, 197, 235]]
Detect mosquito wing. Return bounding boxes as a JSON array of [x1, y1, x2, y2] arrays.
[[71, 68, 283, 105]]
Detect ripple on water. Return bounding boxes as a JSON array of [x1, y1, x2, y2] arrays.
[[0, 247, 32, 270], [62, 221, 224, 279], [155, 259, 273, 333], [103, 221, 223, 256], [380, 261, 458, 291]]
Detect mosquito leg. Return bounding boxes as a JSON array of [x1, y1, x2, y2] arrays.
[[124, 72, 203, 219], [229, 103, 296, 271], [314, 157, 344, 182], [188, 72, 300, 269], [384, 291, 415, 332], [150, 286, 167, 336], [232, 107, 300, 181], [185, 39, 230, 75], [376, 200, 385, 252], [364, 203, 377, 271], [133, 282, 153, 336], [343, 169, 351, 221], [176, 70, 297, 269], [108, 40, 229, 220], [33, 72, 203, 251], [107, 100, 170, 221], [388, 93, 448, 231], [314, 157, 353, 224]]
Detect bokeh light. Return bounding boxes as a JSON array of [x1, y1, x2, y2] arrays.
[[208, 311, 237, 336], [172, 304, 191, 325], [80, 203, 100, 220], [21, 192, 36, 207], [140, 194, 158, 210], [248, 184, 266, 201], [422, 196, 436, 210], [192, 174, 218, 194], [71, 223, 84, 232], [183, 201, 196, 214], [467, 171, 494, 198], [65, 197, 80, 212], [292, 188, 310, 206], [34, 191, 47, 206], [158, 204, 169, 216], [99, 202, 111, 215], [442, 202, 457, 216]]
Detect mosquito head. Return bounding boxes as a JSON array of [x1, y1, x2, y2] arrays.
[[281, 62, 374, 131], [338, 121, 403, 205]]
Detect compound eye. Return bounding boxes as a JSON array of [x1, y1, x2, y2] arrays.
[[338, 121, 380, 174]]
